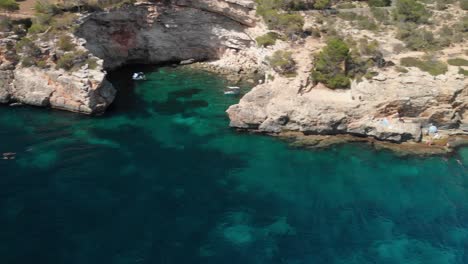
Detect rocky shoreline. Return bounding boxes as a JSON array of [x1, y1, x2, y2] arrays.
[[276, 131, 468, 156], [0, 0, 258, 114], [0, 0, 467, 153]]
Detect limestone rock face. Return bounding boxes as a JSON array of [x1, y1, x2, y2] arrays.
[[0, 70, 12, 103], [11, 67, 115, 114], [1, 0, 255, 114], [227, 68, 467, 143], [75, 1, 255, 69], [0, 32, 16, 104]]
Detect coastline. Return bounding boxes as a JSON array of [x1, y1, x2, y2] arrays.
[[277, 131, 468, 156], [1, 0, 466, 156]]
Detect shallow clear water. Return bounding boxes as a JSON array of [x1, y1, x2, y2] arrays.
[[0, 67, 467, 264]]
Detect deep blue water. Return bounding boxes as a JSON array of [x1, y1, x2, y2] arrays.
[[0, 67, 467, 264]]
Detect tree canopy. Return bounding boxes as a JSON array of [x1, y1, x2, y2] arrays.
[[311, 38, 351, 89]]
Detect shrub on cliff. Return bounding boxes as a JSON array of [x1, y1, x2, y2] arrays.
[[16, 37, 41, 58], [284, 0, 315, 10], [50, 12, 77, 31], [0, 0, 19, 12], [371, 7, 391, 24], [369, 0, 392, 7], [0, 16, 12, 31], [311, 38, 351, 88], [447, 58, 468, 66], [337, 12, 379, 31], [21, 56, 37, 67], [28, 23, 48, 34], [313, 0, 331, 9], [267, 50, 297, 75], [256, 0, 314, 11], [400, 56, 447, 75], [256, 0, 305, 37], [28, 13, 53, 34], [336, 2, 356, 9], [56, 53, 78, 70], [260, 10, 304, 37], [459, 15, 468, 32], [34, 0, 60, 15], [256, 32, 281, 47], [393, 0, 431, 24], [396, 23, 438, 50], [461, 0, 468, 10], [459, 68, 468, 76], [58, 34, 75, 51], [56, 50, 88, 71]]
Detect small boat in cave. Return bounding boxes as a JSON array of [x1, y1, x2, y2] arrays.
[[132, 72, 146, 81], [224, 86, 240, 95]]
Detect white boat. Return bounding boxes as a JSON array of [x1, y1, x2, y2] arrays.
[[224, 86, 240, 95], [132, 72, 146, 81]]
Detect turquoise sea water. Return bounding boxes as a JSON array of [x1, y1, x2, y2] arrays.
[[0, 67, 467, 264]]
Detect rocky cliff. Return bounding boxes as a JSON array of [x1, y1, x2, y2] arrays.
[[1, 0, 466, 146], [226, 34, 468, 143], [0, 0, 256, 114], [75, 0, 255, 69]]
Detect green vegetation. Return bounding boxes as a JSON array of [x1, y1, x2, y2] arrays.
[[447, 58, 468, 66], [16, 37, 41, 57], [256, 0, 305, 37], [396, 23, 437, 50], [313, 0, 331, 9], [86, 57, 98, 69], [371, 7, 391, 24], [283, 0, 315, 10], [0, 0, 19, 12], [357, 38, 380, 56], [57, 34, 75, 51], [311, 38, 351, 88], [393, 0, 431, 24], [396, 20, 466, 51], [27, 9, 78, 39], [257, 10, 304, 37], [336, 2, 356, 9], [266, 50, 297, 75], [34, 0, 59, 15], [459, 67, 468, 76], [369, 0, 392, 7], [255, 0, 319, 11], [338, 12, 379, 31], [56, 53, 77, 70], [16, 37, 43, 67], [256, 32, 282, 47], [303, 26, 321, 38], [400, 56, 448, 75], [0, 16, 11, 31], [434, 0, 455, 10], [55, 50, 88, 71], [20, 56, 36, 67], [311, 36, 387, 88], [460, 15, 468, 33], [28, 23, 48, 34], [460, 0, 468, 10], [50, 12, 77, 31]]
